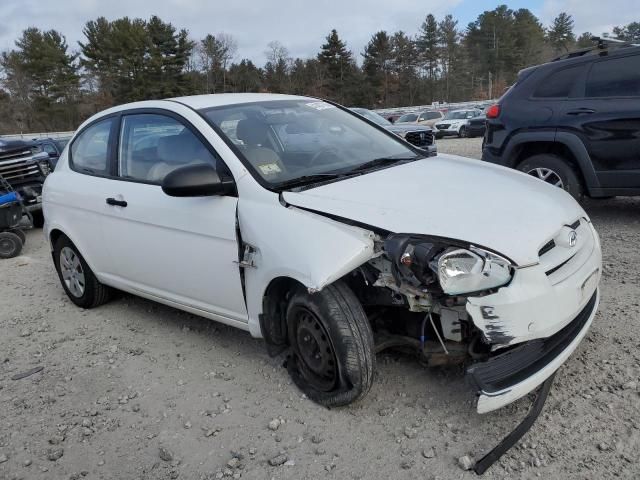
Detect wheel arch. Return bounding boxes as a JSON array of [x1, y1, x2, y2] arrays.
[[504, 131, 600, 194]]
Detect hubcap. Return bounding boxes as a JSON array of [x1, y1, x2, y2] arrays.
[[526, 167, 564, 188], [292, 308, 337, 392], [60, 247, 85, 298], [0, 237, 14, 255]]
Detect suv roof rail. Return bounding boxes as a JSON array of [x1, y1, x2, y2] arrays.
[[551, 36, 640, 62]]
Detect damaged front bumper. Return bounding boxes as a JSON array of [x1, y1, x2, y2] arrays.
[[465, 219, 601, 413], [469, 289, 598, 413]]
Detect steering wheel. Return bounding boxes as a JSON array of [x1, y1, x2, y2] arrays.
[[307, 148, 340, 167]]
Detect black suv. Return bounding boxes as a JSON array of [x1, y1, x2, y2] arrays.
[[482, 39, 640, 200]]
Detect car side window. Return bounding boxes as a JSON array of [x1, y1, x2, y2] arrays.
[[586, 55, 640, 98], [118, 113, 222, 184], [426, 112, 441, 120], [533, 65, 583, 98], [42, 143, 57, 155], [70, 118, 114, 174]]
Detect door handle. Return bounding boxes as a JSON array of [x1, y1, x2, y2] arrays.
[[106, 197, 128, 207], [566, 108, 595, 115]]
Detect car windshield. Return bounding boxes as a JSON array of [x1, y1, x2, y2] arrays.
[[351, 108, 391, 127], [397, 113, 418, 123], [444, 110, 476, 120], [54, 138, 70, 150], [199, 99, 419, 189]]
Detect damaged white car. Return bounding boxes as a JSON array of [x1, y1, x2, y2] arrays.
[[43, 94, 601, 448]]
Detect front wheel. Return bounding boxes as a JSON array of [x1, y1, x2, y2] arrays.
[[286, 281, 375, 408], [458, 126, 467, 138], [517, 154, 583, 201]]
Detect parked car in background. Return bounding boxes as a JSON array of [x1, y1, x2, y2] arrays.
[[482, 39, 640, 200], [44, 94, 600, 431], [0, 138, 52, 227], [384, 113, 402, 124], [33, 137, 71, 169], [434, 109, 483, 138], [351, 107, 436, 155], [466, 114, 487, 138], [396, 110, 444, 128]]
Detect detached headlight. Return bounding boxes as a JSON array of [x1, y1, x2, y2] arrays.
[[436, 246, 512, 295]]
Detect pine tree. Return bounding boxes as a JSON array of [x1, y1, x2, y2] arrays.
[[613, 22, 640, 42], [416, 14, 439, 102], [317, 29, 355, 103], [362, 31, 394, 106], [547, 12, 576, 54]]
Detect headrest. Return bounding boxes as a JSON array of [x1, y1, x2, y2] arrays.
[[157, 134, 188, 164], [236, 118, 269, 146]]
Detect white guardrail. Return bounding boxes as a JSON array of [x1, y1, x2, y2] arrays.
[[1, 131, 75, 141]]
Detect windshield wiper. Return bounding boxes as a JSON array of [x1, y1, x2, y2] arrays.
[[273, 173, 346, 190], [345, 155, 420, 174]]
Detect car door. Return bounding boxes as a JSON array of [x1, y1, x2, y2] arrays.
[[560, 53, 640, 189], [56, 116, 119, 275], [100, 110, 248, 322]]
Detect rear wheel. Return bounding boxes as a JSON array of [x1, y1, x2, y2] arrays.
[[9, 228, 26, 245], [0, 231, 23, 258], [53, 236, 111, 308], [517, 154, 583, 201], [285, 281, 375, 408]]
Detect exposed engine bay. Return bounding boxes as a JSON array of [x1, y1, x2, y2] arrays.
[[344, 233, 500, 367]]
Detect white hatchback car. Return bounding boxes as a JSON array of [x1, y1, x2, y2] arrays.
[[43, 94, 601, 415]]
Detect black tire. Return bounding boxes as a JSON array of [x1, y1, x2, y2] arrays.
[[9, 228, 26, 245], [0, 231, 23, 259], [53, 236, 111, 308], [31, 210, 44, 228], [435, 133, 443, 139], [458, 126, 467, 138], [517, 154, 583, 201], [285, 281, 375, 408]]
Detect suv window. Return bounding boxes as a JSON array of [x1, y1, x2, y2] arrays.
[[42, 143, 57, 155], [586, 55, 640, 98], [118, 114, 220, 184], [533, 65, 583, 98], [70, 118, 114, 174]]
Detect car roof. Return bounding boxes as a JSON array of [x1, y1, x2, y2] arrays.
[[170, 93, 316, 110]]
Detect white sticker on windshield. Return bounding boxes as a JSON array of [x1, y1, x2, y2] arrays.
[[305, 101, 335, 111], [257, 163, 282, 175]]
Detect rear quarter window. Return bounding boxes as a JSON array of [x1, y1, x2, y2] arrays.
[[70, 118, 114, 175], [533, 65, 584, 98]]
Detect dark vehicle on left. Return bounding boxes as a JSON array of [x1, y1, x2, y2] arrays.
[[466, 114, 487, 138], [350, 108, 436, 155], [0, 138, 53, 227]]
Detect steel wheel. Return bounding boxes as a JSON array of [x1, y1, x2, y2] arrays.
[[526, 167, 564, 188], [60, 246, 85, 298], [290, 306, 338, 392]]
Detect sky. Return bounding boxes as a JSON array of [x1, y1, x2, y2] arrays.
[[0, 0, 637, 64]]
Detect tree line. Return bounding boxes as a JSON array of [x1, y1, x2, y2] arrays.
[[0, 5, 638, 134]]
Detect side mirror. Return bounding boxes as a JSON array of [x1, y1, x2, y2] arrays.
[[162, 164, 234, 197]]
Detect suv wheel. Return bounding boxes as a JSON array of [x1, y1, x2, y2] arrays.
[[53, 236, 111, 308], [517, 154, 583, 200], [458, 126, 467, 138], [285, 280, 375, 408]]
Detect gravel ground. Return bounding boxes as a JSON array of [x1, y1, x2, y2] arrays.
[[1, 139, 639, 480]]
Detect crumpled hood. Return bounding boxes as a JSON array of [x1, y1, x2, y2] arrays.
[[282, 154, 586, 266]]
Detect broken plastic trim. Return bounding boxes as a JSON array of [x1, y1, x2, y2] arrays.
[[473, 372, 556, 475]]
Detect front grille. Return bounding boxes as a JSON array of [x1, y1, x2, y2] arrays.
[[0, 156, 42, 185], [467, 291, 597, 393], [435, 124, 449, 130], [405, 130, 433, 147], [538, 239, 556, 257], [538, 218, 595, 284]]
